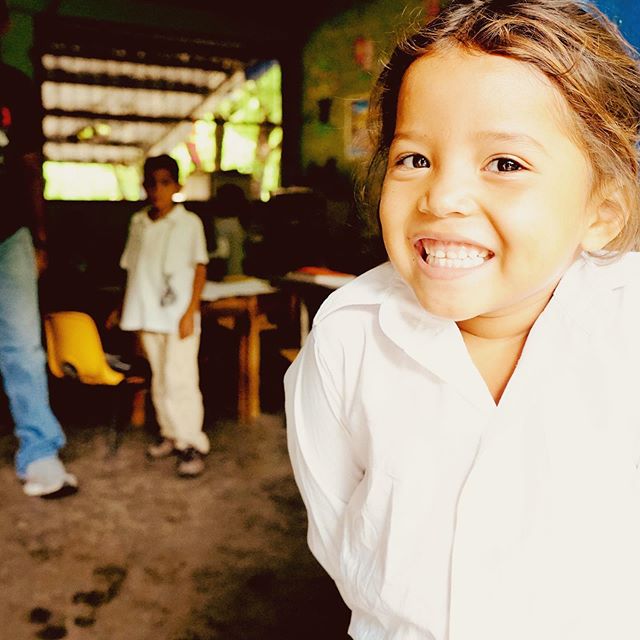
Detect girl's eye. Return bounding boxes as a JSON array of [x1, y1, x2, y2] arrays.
[[398, 153, 430, 169], [487, 157, 524, 173]]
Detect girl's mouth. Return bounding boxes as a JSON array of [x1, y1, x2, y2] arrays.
[[415, 239, 494, 269]]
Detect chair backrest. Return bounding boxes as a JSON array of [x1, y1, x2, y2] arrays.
[[44, 311, 124, 386]]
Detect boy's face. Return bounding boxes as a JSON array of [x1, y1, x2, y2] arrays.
[[380, 47, 606, 331], [144, 168, 180, 216]]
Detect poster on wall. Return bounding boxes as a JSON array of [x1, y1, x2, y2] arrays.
[[345, 97, 370, 159]]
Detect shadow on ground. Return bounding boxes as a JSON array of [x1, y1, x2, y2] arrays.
[[0, 378, 350, 639]]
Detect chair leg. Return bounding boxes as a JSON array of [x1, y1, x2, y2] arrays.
[[106, 381, 132, 456]]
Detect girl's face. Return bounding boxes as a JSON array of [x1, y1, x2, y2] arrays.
[[380, 47, 607, 330]]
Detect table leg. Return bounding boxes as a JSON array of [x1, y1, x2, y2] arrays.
[[130, 388, 147, 427], [205, 294, 275, 423], [237, 323, 250, 422], [247, 311, 261, 420]]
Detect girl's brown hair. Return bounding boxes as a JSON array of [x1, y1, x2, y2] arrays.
[[360, 0, 640, 254]]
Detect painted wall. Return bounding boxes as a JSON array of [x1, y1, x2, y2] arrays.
[[300, 0, 640, 181], [300, 0, 425, 178], [595, 0, 640, 50], [3, 1, 42, 76]]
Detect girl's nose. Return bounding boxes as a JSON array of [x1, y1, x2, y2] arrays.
[[417, 169, 476, 218]]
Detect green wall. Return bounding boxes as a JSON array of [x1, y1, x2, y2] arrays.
[[301, 0, 424, 178], [3, 2, 41, 76]]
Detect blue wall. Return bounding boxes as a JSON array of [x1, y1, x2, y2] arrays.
[[595, 0, 640, 51]]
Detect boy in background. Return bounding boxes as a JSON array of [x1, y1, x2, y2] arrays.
[[118, 154, 209, 477]]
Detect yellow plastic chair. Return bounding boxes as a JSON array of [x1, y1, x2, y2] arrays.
[[44, 311, 125, 386], [44, 311, 144, 452]]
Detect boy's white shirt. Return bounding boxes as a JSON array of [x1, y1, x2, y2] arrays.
[[285, 253, 640, 640], [119, 203, 208, 334]]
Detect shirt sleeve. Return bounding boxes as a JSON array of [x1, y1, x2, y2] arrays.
[[191, 215, 209, 265], [284, 328, 364, 592], [119, 214, 137, 270]]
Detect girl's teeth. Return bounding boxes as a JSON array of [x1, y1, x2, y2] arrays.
[[421, 241, 490, 269], [426, 254, 486, 268]]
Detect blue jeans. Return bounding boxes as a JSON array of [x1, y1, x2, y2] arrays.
[[0, 227, 65, 477]]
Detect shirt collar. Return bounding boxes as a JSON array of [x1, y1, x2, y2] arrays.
[[142, 203, 184, 224], [377, 253, 635, 348], [313, 261, 492, 408], [375, 258, 613, 410], [313, 254, 640, 408], [549, 253, 635, 338], [378, 268, 494, 409]]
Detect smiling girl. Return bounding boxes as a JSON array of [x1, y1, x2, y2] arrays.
[[285, 1, 640, 638]]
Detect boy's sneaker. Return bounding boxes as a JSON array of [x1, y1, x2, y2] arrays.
[[176, 447, 205, 478], [22, 455, 78, 499], [146, 438, 176, 460]]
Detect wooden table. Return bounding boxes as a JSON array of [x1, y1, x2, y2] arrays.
[[201, 280, 278, 422], [276, 270, 356, 347]]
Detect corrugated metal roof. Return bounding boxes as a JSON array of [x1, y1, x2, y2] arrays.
[[38, 17, 258, 164]]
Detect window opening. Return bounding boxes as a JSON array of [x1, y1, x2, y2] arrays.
[[36, 18, 282, 201]]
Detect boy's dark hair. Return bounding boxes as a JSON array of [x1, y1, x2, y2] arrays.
[[143, 154, 180, 184]]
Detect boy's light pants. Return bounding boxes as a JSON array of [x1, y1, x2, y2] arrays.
[[139, 330, 210, 455]]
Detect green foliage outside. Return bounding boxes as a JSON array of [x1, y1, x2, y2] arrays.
[[45, 63, 282, 201]]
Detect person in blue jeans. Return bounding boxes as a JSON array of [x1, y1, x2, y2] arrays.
[[0, 0, 76, 498]]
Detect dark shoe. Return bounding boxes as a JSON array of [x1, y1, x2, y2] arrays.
[[176, 447, 205, 477], [41, 482, 79, 500], [146, 438, 176, 460]]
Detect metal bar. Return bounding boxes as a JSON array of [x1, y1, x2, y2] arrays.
[[42, 69, 213, 95], [44, 109, 192, 124]]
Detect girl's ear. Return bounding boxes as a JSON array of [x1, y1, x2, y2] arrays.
[[581, 183, 628, 252]]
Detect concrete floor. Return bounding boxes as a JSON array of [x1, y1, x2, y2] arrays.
[[0, 384, 351, 639]]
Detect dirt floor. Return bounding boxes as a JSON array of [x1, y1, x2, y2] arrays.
[[0, 382, 351, 639]]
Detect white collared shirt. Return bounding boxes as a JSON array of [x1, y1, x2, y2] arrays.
[[119, 204, 208, 334], [285, 254, 640, 640]]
